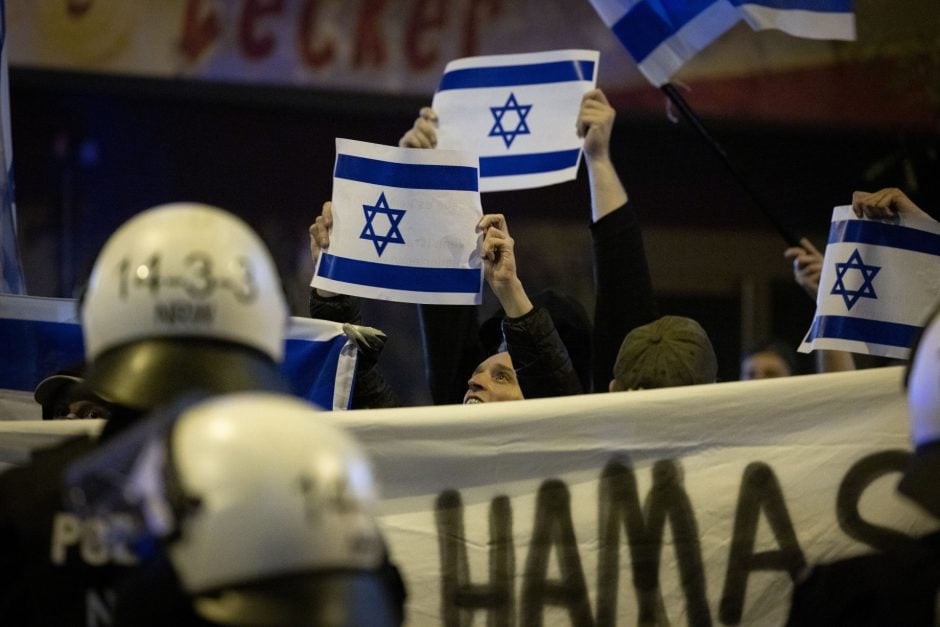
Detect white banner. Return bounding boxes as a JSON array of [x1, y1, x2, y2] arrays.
[[1, 367, 935, 625]]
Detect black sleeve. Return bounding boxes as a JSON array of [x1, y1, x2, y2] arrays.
[[503, 306, 583, 399], [418, 305, 485, 405], [590, 202, 658, 392], [309, 289, 362, 325], [786, 548, 940, 627], [350, 363, 401, 409]]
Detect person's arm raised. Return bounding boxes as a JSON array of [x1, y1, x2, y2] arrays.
[[783, 238, 855, 373], [399, 107, 438, 149], [478, 213, 533, 318], [309, 201, 337, 298], [578, 89, 627, 222]]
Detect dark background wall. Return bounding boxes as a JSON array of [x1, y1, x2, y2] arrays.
[[10, 69, 939, 404]]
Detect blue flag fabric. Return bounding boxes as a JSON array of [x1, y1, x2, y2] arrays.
[[314, 138, 483, 305], [432, 49, 599, 192], [0, 0, 25, 294], [0, 295, 358, 410], [0, 295, 83, 393], [588, 0, 855, 87], [799, 206, 940, 360], [281, 317, 358, 411]]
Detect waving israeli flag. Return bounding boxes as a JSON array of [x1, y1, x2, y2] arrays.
[[314, 138, 483, 305], [281, 317, 358, 411], [588, 0, 854, 87], [0, 0, 25, 294], [732, 0, 855, 40], [799, 206, 940, 360], [0, 295, 359, 411], [431, 49, 598, 192]]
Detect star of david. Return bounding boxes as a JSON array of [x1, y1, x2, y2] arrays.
[[830, 248, 881, 310], [360, 192, 405, 257], [489, 92, 532, 149]]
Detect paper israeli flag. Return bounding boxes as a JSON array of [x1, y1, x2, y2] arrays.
[[313, 138, 483, 305], [0, 294, 359, 411], [431, 49, 599, 192], [799, 206, 940, 360], [588, 0, 854, 87]]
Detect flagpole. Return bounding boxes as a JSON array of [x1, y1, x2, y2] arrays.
[[660, 83, 802, 247]]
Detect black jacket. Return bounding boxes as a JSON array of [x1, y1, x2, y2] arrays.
[[312, 289, 581, 406], [0, 435, 136, 625], [419, 301, 582, 404], [786, 531, 940, 626], [590, 202, 658, 392]]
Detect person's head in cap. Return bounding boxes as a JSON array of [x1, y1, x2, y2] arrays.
[[898, 303, 940, 518], [33, 364, 112, 421], [739, 338, 798, 381], [65, 392, 406, 626], [79, 202, 289, 427], [609, 315, 718, 391]]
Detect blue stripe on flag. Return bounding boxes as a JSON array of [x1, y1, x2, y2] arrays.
[[0, 307, 352, 408], [0, 318, 85, 391], [809, 315, 919, 349], [334, 154, 478, 191], [479, 148, 581, 178], [829, 220, 940, 257], [612, 0, 721, 62], [282, 335, 349, 409], [438, 60, 596, 91], [731, 0, 853, 11], [318, 253, 480, 293]]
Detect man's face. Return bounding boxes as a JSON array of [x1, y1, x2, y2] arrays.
[[740, 351, 792, 380], [464, 352, 524, 404], [53, 398, 111, 420]]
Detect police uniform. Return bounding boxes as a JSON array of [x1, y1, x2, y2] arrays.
[[786, 531, 940, 626], [0, 435, 131, 625], [64, 393, 406, 626], [1, 203, 290, 625]]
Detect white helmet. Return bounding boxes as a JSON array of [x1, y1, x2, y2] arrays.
[[65, 392, 404, 625], [898, 304, 940, 516], [907, 307, 940, 448], [80, 203, 288, 410]]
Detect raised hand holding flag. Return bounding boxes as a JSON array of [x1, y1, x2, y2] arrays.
[[313, 139, 483, 305], [587, 0, 855, 247], [800, 199, 940, 360]]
